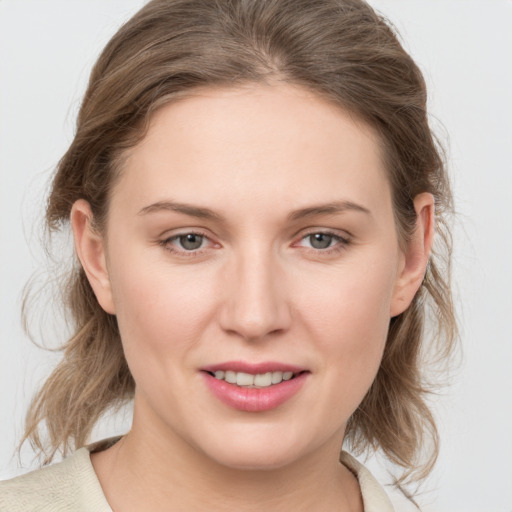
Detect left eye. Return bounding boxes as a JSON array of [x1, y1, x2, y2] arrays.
[[298, 232, 343, 250]]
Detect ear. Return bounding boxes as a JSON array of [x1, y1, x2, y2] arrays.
[[390, 192, 435, 317], [70, 199, 116, 314]]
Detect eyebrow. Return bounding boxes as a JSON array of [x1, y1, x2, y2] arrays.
[[287, 201, 371, 221], [138, 201, 225, 221], [137, 199, 371, 222]]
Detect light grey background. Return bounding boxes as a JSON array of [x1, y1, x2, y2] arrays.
[[1, 1, 511, 511]]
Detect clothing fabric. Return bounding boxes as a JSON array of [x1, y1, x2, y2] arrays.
[[0, 438, 395, 511]]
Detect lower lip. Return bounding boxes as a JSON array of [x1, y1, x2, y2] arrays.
[[202, 372, 309, 412]]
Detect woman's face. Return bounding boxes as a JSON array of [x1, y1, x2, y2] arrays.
[[84, 83, 419, 470]]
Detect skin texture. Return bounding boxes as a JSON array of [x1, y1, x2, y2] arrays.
[[71, 83, 434, 511]]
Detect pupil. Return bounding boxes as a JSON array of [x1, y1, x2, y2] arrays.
[[310, 233, 332, 249], [180, 234, 203, 250]]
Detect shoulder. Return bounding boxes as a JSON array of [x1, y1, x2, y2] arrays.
[[0, 445, 113, 512], [340, 452, 419, 512], [340, 452, 420, 512], [341, 451, 395, 512]]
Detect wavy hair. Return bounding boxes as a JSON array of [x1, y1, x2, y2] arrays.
[[21, 0, 456, 490]]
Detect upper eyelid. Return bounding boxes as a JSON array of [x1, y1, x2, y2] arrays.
[[164, 232, 215, 247], [294, 227, 352, 241], [161, 227, 213, 241], [161, 229, 349, 240], [164, 230, 208, 239], [295, 233, 348, 246]]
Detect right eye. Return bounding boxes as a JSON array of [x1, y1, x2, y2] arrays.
[[160, 231, 215, 256], [174, 233, 206, 251], [304, 232, 336, 250]]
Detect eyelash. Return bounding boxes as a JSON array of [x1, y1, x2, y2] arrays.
[[294, 230, 351, 255], [159, 229, 351, 257], [159, 231, 214, 258]]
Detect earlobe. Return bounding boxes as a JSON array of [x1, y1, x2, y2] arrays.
[[70, 199, 116, 314], [390, 193, 435, 317]]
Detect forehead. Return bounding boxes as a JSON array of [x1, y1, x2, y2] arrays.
[[113, 83, 391, 219]]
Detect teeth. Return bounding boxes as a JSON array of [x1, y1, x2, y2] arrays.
[[271, 371, 283, 384], [225, 371, 237, 384], [212, 370, 296, 387], [236, 372, 254, 386], [254, 372, 272, 387]]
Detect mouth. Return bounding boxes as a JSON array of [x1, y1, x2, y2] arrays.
[[200, 362, 309, 412], [205, 370, 300, 388]]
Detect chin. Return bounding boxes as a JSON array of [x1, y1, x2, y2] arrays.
[[207, 446, 300, 471], [192, 424, 316, 471]]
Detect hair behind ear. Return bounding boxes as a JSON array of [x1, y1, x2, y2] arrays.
[[20, 266, 134, 465]]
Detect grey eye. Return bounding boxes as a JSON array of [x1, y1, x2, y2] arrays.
[[178, 234, 204, 250], [308, 233, 333, 249]]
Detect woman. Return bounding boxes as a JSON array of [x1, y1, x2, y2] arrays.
[[0, 0, 456, 510]]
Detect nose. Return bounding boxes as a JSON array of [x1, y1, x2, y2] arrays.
[[219, 247, 292, 341]]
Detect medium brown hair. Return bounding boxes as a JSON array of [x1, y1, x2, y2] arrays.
[[22, 0, 456, 488]]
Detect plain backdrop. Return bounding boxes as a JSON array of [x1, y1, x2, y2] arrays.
[[1, 1, 511, 511]]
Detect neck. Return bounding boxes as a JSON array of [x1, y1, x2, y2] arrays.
[[91, 409, 362, 512]]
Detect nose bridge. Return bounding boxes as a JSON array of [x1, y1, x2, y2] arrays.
[[220, 242, 290, 340]]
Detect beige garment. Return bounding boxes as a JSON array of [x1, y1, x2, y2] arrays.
[[0, 439, 395, 511]]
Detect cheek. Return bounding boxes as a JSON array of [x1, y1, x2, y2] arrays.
[[107, 248, 219, 361], [296, 256, 397, 405], [298, 254, 396, 340]]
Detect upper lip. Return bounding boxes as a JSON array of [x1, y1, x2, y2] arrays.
[[201, 361, 307, 374]]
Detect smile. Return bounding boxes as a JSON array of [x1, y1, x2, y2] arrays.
[[208, 370, 295, 388], [201, 362, 309, 412]]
